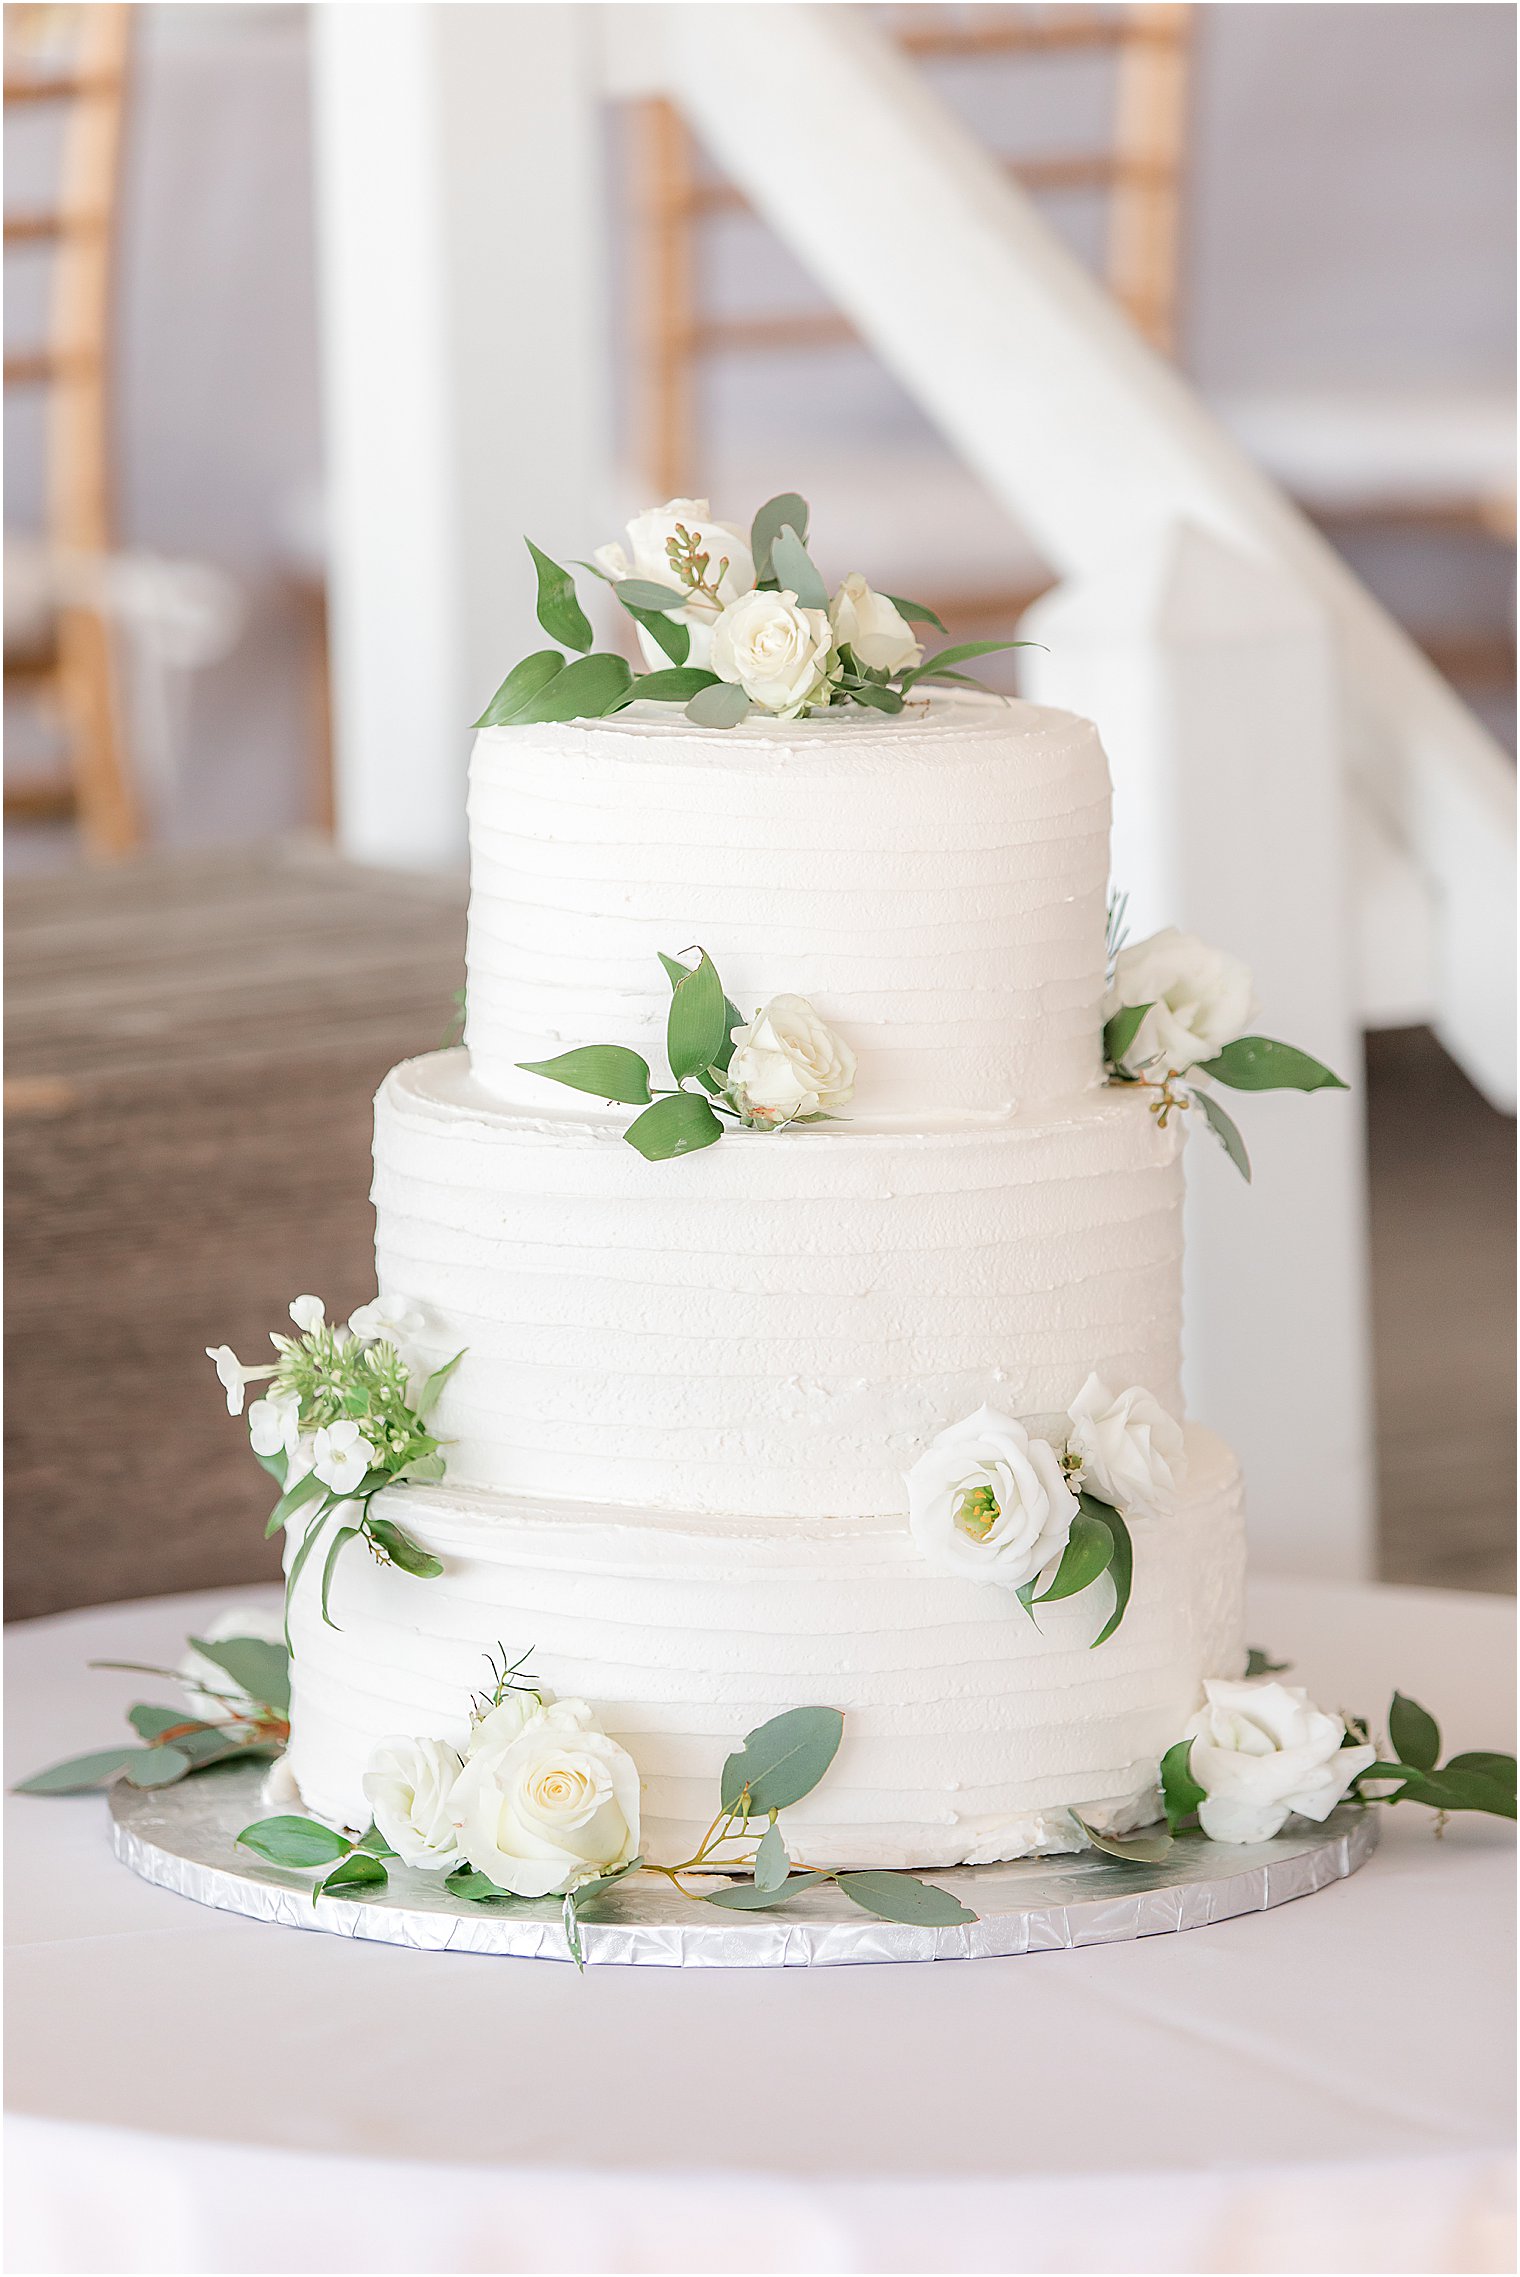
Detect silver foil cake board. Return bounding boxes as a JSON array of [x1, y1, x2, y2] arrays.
[[109, 1762, 1378, 1967]]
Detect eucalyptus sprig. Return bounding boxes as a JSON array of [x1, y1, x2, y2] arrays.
[[15, 1631, 291, 1797]]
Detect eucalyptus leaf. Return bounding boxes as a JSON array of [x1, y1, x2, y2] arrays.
[[685, 680, 750, 729], [1192, 1085, 1252, 1183], [122, 1746, 194, 1789], [902, 640, 1030, 686], [1074, 1817, 1174, 1866], [526, 539, 593, 652], [1030, 1510, 1115, 1606], [15, 1745, 152, 1795], [753, 1821, 790, 1893], [624, 605, 691, 666], [1159, 1737, 1206, 1833], [416, 1348, 466, 1419], [750, 492, 809, 582], [367, 1517, 444, 1580], [563, 1889, 585, 1971], [174, 1727, 268, 1769], [836, 1871, 977, 1927], [769, 524, 828, 610], [316, 1852, 389, 1902], [470, 649, 564, 730], [320, 1525, 359, 1629], [571, 1860, 641, 1911], [128, 1705, 201, 1740], [511, 651, 634, 725], [1087, 1498, 1133, 1648], [703, 1870, 833, 1911], [623, 1091, 724, 1162], [720, 1704, 844, 1815], [237, 1814, 353, 1868], [187, 1635, 291, 1716], [1103, 1002, 1153, 1068], [614, 577, 688, 613], [1388, 1692, 1441, 1773], [630, 668, 717, 704], [666, 948, 728, 1082], [517, 1045, 653, 1105], [884, 593, 948, 633], [1195, 1036, 1348, 1092]]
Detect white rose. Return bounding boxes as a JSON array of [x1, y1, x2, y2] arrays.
[[248, 1385, 302, 1461], [288, 1294, 327, 1334], [178, 1605, 286, 1727], [906, 1405, 1079, 1591], [311, 1418, 377, 1495], [726, 994, 856, 1125], [362, 1736, 466, 1871], [1184, 1678, 1377, 1844], [1106, 927, 1257, 1074], [595, 497, 753, 672], [1065, 1374, 1187, 1518], [348, 1293, 425, 1347], [448, 1699, 641, 1897], [467, 1691, 544, 1753], [709, 588, 837, 717], [828, 572, 922, 676]]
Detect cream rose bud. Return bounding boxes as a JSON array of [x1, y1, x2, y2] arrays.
[[362, 1736, 466, 1871], [1106, 927, 1257, 1075], [906, 1405, 1079, 1591], [1184, 1678, 1377, 1844], [709, 589, 838, 717], [726, 995, 857, 1125], [828, 573, 922, 676], [1065, 1374, 1186, 1518], [178, 1605, 286, 1727], [594, 498, 753, 672], [449, 1700, 640, 1898]]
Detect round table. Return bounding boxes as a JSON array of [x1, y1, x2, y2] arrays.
[[6, 1578, 1514, 2276]]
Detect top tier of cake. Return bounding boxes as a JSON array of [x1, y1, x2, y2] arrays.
[[464, 693, 1111, 1122]]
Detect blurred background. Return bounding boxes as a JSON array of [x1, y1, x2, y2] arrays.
[[5, 0, 1515, 1618]]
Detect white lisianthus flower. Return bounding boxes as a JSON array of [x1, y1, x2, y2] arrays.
[[906, 1406, 1079, 1591], [726, 995, 856, 1126], [449, 1699, 641, 1898], [248, 1385, 303, 1461], [1106, 927, 1257, 1074], [1065, 1374, 1187, 1519], [362, 1736, 467, 1871], [710, 588, 838, 717], [205, 1344, 273, 1416], [178, 1606, 286, 1727], [1184, 1679, 1377, 1844], [288, 1294, 327, 1335], [311, 1418, 377, 1495], [828, 572, 922, 676], [348, 1293, 425, 1346], [595, 498, 753, 671]]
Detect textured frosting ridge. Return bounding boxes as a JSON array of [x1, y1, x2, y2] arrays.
[[285, 1426, 1247, 1869], [464, 693, 1110, 1120], [374, 1049, 1186, 1520]]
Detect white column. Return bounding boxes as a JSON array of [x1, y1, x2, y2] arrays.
[[1022, 527, 1375, 1581], [310, 5, 614, 869]]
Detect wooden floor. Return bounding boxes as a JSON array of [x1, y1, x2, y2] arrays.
[[5, 843, 1514, 1619]]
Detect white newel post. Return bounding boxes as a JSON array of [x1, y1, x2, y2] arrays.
[[310, 4, 614, 869], [1021, 526, 1375, 1582]]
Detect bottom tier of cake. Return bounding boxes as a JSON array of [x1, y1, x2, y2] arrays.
[[284, 1424, 1247, 1870]]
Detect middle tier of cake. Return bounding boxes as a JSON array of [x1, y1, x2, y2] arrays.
[[374, 1049, 1186, 1521]]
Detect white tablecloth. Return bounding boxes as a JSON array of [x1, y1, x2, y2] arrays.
[[5, 1579, 1514, 2277]]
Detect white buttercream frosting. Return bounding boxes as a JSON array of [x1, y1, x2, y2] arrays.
[[464, 693, 1111, 1120], [284, 1426, 1247, 1869], [373, 1049, 1186, 1520]]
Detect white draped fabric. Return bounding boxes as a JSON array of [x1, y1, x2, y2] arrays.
[[5, 1579, 1514, 2276]]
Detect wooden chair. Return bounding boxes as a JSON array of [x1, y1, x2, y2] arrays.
[[4, 3, 138, 855]]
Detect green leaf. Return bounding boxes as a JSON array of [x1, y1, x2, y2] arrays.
[[316, 1852, 389, 1902], [750, 492, 809, 583], [320, 1525, 359, 1629], [354, 1822, 398, 1858], [753, 1821, 790, 1893], [841, 681, 905, 715], [1103, 1002, 1153, 1068], [1196, 1036, 1348, 1092], [1444, 1751, 1517, 1792], [395, 1450, 446, 1485], [1193, 1085, 1252, 1183], [720, 1705, 844, 1815], [666, 948, 729, 1082], [662, 954, 743, 1076], [416, 1348, 465, 1419], [1387, 1767, 1516, 1819], [517, 1045, 652, 1105], [884, 593, 947, 633], [769, 524, 828, 610], [444, 1866, 519, 1903], [1030, 1510, 1115, 1606], [562, 1889, 585, 1971], [128, 1705, 201, 1740], [255, 1445, 289, 1487], [623, 605, 691, 665], [175, 1728, 270, 1770], [571, 1860, 640, 1911], [1389, 1692, 1442, 1773], [902, 640, 1030, 686], [1245, 1646, 1292, 1677], [685, 681, 750, 729], [367, 1517, 444, 1580], [470, 649, 565, 730], [836, 1871, 977, 1927], [1160, 1738, 1206, 1833], [623, 1091, 724, 1161], [267, 1468, 327, 1536], [526, 539, 593, 652], [237, 1814, 352, 1868], [630, 668, 717, 705], [122, 1746, 194, 1788], [1074, 1817, 1174, 1866], [703, 1871, 833, 1911], [187, 1636, 291, 1717], [511, 651, 634, 725], [15, 1745, 151, 1795], [283, 1509, 331, 1651], [614, 577, 688, 613], [1088, 1499, 1134, 1648]]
